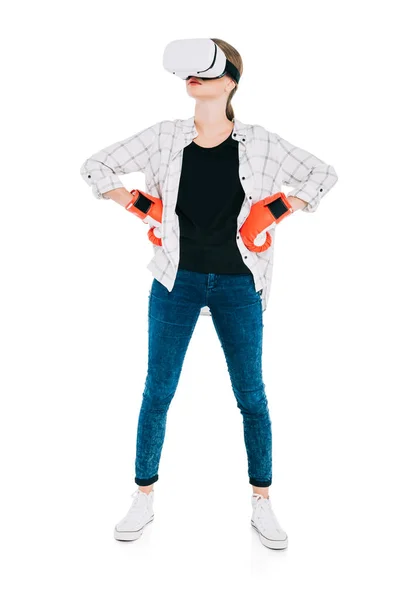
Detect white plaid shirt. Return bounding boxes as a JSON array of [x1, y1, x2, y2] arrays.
[[80, 116, 338, 317]]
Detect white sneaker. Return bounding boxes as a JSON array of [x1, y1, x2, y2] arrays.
[[114, 489, 155, 541], [251, 493, 288, 549]]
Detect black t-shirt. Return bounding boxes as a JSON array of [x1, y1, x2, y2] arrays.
[[176, 132, 252, 274]]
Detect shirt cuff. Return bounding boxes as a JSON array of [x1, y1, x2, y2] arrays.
[[289, 182, 325, 213]]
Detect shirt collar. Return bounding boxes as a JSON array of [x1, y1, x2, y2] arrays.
[[179, 115, 248, 144]]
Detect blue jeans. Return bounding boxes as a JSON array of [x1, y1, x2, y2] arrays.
[[134, 268, 272, 488]]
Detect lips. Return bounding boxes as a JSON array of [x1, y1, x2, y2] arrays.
[[188, 78, 201, 85]]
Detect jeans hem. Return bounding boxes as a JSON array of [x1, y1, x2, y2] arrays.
[[249, 477, 271, 487], [135, 474, 159, 486]]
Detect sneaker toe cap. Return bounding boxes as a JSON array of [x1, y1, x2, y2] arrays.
[[115, 518, 142, 532]]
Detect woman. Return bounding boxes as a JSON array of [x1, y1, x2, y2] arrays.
[[80, 38, 338, 550]]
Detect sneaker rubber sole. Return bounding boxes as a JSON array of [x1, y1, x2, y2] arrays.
[[114, 515, 154, 541], [251, 519, 288, 550]]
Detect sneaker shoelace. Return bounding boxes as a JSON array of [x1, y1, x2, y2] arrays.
[[253, 494, 280, 526], [126, 489, 150, 517]]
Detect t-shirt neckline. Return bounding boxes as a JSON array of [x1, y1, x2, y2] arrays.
[[191, 131, 235, 151]]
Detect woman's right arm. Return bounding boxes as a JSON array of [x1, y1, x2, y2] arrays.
[[80, 122, 160, 202], [102, 187, 134, 207]]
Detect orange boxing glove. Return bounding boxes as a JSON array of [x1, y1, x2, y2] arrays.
[[125, 189, 163, 246], [239, 192, 293, 252]]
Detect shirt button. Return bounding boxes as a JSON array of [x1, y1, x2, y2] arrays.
[[242, 176, 245, 180], [242, 138, 245, 141], [233, 133, 237, 137], [87, 175, 91, 178], [320, 188, 323, 191]]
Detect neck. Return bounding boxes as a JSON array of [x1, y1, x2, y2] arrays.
[[193, 107, 233, 136]]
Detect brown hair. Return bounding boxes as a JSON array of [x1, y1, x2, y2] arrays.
[[211, 38, 243, 121]]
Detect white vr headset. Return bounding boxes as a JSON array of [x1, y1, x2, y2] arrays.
[[163, 38, 240, 85]]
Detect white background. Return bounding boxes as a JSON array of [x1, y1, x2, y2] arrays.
[[1, 0, 399, 597]]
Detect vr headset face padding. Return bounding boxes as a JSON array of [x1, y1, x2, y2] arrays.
[[163, 38, 241, 85]]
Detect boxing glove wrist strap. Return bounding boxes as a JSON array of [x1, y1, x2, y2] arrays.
[[125, 189, 154, 218]]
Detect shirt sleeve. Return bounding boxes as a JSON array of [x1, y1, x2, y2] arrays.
[[80, 121, 160, 199], [276, 133, 338, 213]]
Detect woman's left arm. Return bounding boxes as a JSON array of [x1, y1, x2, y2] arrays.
[[286, 195, 308, 212], [276, 133, 339, 214]]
